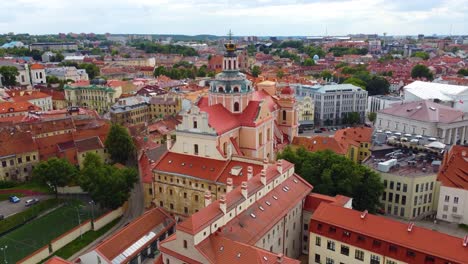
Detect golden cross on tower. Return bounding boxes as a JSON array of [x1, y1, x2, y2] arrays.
[[228, 30, 233, 42]]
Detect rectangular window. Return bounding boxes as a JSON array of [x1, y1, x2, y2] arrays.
[[389, 181, 394, 190], [382, 192, 386, 201], [326, 258, 334, 264], [355, 250, 364, 261], [316, 236, 321, 246], [340, 245, 349, 256], [416, 184, 419, 193], [402, 195, 406, 205], [400, 207, 405, 217], [389, 244, 398, 253], [395, 194, 400, 204], [396, 182, 401, 191], [383, 180, 387, 188], [445, 195, 450, 202], [453, 206, 458, 213], [388, 193, 393, 202], [194, 144, 199, 155], [370, 255, 380, 264], [406, 250, 416, 257], [454, 197, 459, 204], [17, 157, 22, 164], [403, 184, 407, 192], [326, 240, 335, 251], [315, 254, 320, 263]]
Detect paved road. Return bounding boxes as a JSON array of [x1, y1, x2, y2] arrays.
[[0, 195, 53, 218]]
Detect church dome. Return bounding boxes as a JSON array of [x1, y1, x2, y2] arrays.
[[313, 54, 319, 60]]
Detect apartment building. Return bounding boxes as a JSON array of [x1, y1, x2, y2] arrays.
[[45, 67, 89, 82], [159, 159, 313, 263], [367, 95, 403, 113], [149, 95, 181, 119], [297, 96, 314, 127], [110, 96, 150, 125], [291, 84, 367, 126], [29, 42, 78, 51], [436, 145, 468, 225], [365, 155, 439, 220], [7, 90, 53, 111], [0, 130, 39, 181], [64, 84, 122, 114]]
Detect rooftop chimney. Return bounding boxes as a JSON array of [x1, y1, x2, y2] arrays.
[[219, 195, 226, 214], [276, 253, 284, 263], [277, 159, 283, 174], [247, 166, 253, 180], [360, 210, 368, 219], [263, 157, 268, 170], [241, 181, 248, 199], [226, 178, 233, 193], [166, 134, 172, 149], [260, 169, 267, 186], [204, 190, 212, 207], [407, 222, 414, 232]]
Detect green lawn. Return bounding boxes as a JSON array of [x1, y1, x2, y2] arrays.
[[41, 217, 121, 262], [7, 182, 53, 194], [0, 200, 102, 263]]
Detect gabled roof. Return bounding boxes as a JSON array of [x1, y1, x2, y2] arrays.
[[75, 136, 104, 152], [303, 193, 352, 213], [197, 101, 240, 135], [292, 136, 347, 155], [438, 145, 468, 189], [44, 257, 72, 264], [95, 208, 175, 262], [334, 127, 372, 144], [312, 203, 468, 263], [378, 100, 463, 123]]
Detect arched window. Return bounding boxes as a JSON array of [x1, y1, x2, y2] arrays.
[[183, 240, 188, 248], [233, 87, 239, 93], [282, 110, 287, 121], [234, 102, 240, 112], [218, 87, 224, 93], [228, 60, 231, 70]]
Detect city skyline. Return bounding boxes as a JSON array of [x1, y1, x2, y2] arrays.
[[1, 0, 467, 36]]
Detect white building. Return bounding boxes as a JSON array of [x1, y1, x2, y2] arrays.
[[45, 67, 89, 82], [30, 63, 47, 85], [7, 90, 53, 111], [403, 81, 468, 112], [0, 61, 31, 86], [367, 95, 403, 113], [437, 145, 468, 225], [376, 100, 468, 145]]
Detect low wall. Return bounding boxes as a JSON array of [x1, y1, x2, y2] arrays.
[[17, 245, 50, 264], [93, 206, 123, 230], [51, 220, 92, 250]]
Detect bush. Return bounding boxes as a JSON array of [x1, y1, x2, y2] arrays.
[[0, 180, 18, 189]]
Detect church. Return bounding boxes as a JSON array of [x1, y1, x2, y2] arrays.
[[151, 38, 300, 217]]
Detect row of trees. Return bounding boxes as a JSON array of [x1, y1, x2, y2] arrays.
[[32, 124, 137, 209], [329, 47, 369, 57], [153, 64, 215, 79], [133, 41, 198, 56], [338, 64, 391, 96], [278, 148, 384, 213]]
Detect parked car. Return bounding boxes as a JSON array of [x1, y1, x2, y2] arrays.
[[314, 130, 323, 133], [9, 196, 20, 203], [320, 127, 327, 131], [25, 198, 39, 207]]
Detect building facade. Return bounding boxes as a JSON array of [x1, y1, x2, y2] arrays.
[[64, 84, 122, 114], [30, 63, 47, 85], [309, 203, 468, 264], [376, 100, 468, 145], [436, 145, 468, 225], [29, 42, 78, 51], [45, 67, 89, 82], [110, 96, 150, 125], [297, 96, 314, 127], [367, 95, 403, 114]]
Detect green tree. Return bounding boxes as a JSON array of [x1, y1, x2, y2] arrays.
[[302, 58, 315, 66], [368, 112, 377, 124], [52, 52, 64, 62], [251, 65, 261, 77], [344, 77, 367, 89], [276, 70, 284, 79], [411, 64, 433, 80], [79, 153, 138, 209], [367, 75, 390, 95], [278, 148, 384, 213], [320, 70, 332, 80], [105, 124, 135, 164], [457, 68, 468, 76], [32, 158, 78, 198], [0, 66, 19, 86], [411, 51, 429, 60], [78, 63, 100, 79]]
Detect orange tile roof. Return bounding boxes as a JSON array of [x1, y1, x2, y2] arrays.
[[312, 203, 468, 263], [197, 236, 300, 264], [0, 101, 40, 114], [0, 130, 37, 156], [95, 208, 175, 262], [438, 145, 468, 189], [334, 127, 372, 143], [292, 136, 347, 155], [7, 90, 51, 101], [30, 63, 45, 70]]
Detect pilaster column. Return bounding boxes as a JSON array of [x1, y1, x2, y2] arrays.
[[441, 129, 446, 143], [453, 128, 459, 145], [461, 126, 466, 145], [447, 128, 453, 145]]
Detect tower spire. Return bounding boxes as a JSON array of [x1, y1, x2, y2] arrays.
[[228, 29, 233, 42]]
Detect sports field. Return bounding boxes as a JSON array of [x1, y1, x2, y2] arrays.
[[0, 200, 102, 263]]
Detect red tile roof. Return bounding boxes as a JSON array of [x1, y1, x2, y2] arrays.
[[30, 63, 45, 70], [0, 101, 40, 114], [95, 208, 175, 262], [334, 127, 372, 144], [44, 256, 72, 264], [311, 203, 468, 264], [197, 236, 300, 264], [303, 193, 351, 213], [0, 130, 37, 156], [7, 90, 51, 101], [438, 145, 468, 189], [292, 136, 347, 155], [74, 136, 104, 152]]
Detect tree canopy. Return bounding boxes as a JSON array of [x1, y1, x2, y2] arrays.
[[154, 63, 214, 80], [328, 47, 368, 57], [79, 153, 138, 209], [278, 148, 384, 213], [411, 64, 433, 80], [457, 68, 468, 76], [366, 75, 390, 95], [302, 58, 315, 66], [276, 70, 284, 79], [319, 70, 332, 80], [368, 112, 377, 124], [343, 77, 367, 89], [78, 63, 100, 79], [0, 66, 19, 86], [133, 41, 198, 56], [105, 124, 136, 164], [251, 65, 261, 77], [342, 112, 361, 125], [411, 51, 429, 60], [32, 157, 78, 198]]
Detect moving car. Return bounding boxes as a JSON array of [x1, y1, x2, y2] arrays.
[[9, 196, 20, 203], [25, 198, 39, 207]]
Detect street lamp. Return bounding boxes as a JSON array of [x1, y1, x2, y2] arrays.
[[75, 207, 82, 239], [0, 245, 8, 264], [89, 200, 95, 229]]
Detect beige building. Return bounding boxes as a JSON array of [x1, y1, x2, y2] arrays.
[[297, 96, 314, 127], [110, 96, 150, 125], [149, 95, 182, 119], [365, 156, 438, 220], [64, 84, 122, 114], [0, 130, 39, 181]]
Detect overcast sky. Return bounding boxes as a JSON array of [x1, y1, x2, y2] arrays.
[[1, 0, 467, 36]]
